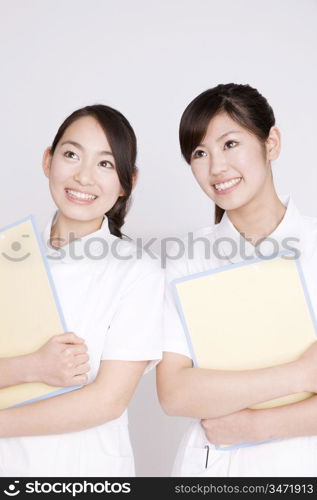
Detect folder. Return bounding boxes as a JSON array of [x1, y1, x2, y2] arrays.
[[0, 215, 81, 409], [171, 252, 317, 449]]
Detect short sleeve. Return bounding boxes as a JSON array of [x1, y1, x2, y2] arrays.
[[163, 278, 192, 359], [101, 270, 164, 374], [162, 241, 192, 358]]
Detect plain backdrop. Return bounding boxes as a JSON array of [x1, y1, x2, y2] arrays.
[[0, 0, 316, 476]]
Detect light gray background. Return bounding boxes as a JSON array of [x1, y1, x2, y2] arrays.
[[1, 0, 316, 476]]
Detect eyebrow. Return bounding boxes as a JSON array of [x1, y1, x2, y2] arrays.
[[217, 130, 242, 141], [198, 130, 242, 148], [60, 140, 114, 156]]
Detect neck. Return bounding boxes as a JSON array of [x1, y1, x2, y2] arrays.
[[50, 212, 104, 248], [226, 186, 286, 247]]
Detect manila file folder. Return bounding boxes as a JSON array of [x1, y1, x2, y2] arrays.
[[0, 215, 80, 409], [172, 253, 317, 412]]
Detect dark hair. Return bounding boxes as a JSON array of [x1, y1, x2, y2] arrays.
[[179, 83, 275, 223], [50, 104, 137, 238]]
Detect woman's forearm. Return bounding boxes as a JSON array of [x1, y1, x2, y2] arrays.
[[0, 360, 147, 437], [158, 354, 305, 418], [0, 382, 122, 437], [0, 384, 119, 437], [0, 354, 36, 389], [254, 395, 317, 441]]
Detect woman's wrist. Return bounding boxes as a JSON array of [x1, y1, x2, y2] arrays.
[[253, 405, 292, 442], [0, 409, 10, 437], [252, 408, 279, 442], [276, 359, 306, 396], [251, 361, 308, 443], [291, 358, 310, 394], [18, 352, 40, 384]]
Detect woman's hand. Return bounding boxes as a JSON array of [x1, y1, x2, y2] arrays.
[[201, 409, 260, 445], [30, 332, 90, 387]]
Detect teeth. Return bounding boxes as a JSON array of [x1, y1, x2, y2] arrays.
[[214, 178, 241, 191], [66, 189, 97, 200]]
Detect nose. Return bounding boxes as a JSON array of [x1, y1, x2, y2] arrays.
[[74, 163, 95, 186], [208, 152, 228, 177]]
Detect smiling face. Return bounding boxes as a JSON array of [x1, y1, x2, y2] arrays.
[[42, 116, 124, 226], [190, 112, 280, 213]]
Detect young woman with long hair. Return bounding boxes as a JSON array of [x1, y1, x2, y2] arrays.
[[158, 83, 317, 477]]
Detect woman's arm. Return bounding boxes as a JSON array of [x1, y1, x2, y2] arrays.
[[0, 359, 148, 437], [0, 354, 37, 389], [0, 333, 89, 389], [253, 394, 317, 441], [201, 395, 317, 445], [156, 343, 317, 419]]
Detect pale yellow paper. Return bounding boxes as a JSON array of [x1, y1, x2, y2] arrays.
[[0, 218, 65, 409], [174, 256, 316, 410]]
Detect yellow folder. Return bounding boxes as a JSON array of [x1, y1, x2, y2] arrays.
[[0, 216, 80, 409], [172, 253, 317, 448]]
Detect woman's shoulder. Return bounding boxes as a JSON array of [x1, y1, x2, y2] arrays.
[[164, 224, 217, 281], [172, 224, 217, 246], [300, 214, 317, 253], [300, 214, 317, 242], [105, 233, 163, 279], [301, 214, 317, 229]]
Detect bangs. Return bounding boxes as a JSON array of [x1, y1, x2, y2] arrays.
[[179, 91, 226, 163], [179, 84, 275, 165]]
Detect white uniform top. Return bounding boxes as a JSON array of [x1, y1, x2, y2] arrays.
[[0, 211, 164, 477], [163, 195, 317, 477]]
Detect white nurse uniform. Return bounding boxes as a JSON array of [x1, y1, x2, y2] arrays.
[[0, 210, 163, 477], [163, 195, 317, 477]]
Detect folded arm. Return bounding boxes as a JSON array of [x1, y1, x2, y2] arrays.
[[156, 348, 316, 419], [253, 394, 317, 441], [0, 359, 147, 437], [201, 395, 317, 445]]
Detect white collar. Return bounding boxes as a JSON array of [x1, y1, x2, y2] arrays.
[[213, 194, 303, 263], [41, 210, 112, 264]]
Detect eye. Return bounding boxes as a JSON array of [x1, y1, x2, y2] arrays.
[[224, 140, 238, 149], [64, 150, 78, 160], [99, 160, 114, 169], [192, 149, 207, 159]]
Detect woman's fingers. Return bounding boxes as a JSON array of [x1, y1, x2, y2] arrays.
[[73, 353, 89, 366], [73, 362, 90, 376], [63, 344, 88, 357], [73, 373, 89, 385], [53, 332, 85, 344]]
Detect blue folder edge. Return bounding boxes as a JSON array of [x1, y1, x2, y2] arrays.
[[171, 250, 317, 451], [0, 214, 82, 408]]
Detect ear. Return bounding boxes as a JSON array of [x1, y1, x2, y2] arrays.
[[265, 126, 281, 161], [131, 167, 138, 191], [119, 168, 138, 196], [42, 147, 53, 178]]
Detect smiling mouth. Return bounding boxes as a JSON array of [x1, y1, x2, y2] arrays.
[[65, 189, 98, 201], [213, 177, 242, 192]]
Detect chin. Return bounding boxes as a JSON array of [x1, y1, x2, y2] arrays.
[[54, 202, 96, 221], [225, 197, 256, 213], [215, 198, 246, 213]]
